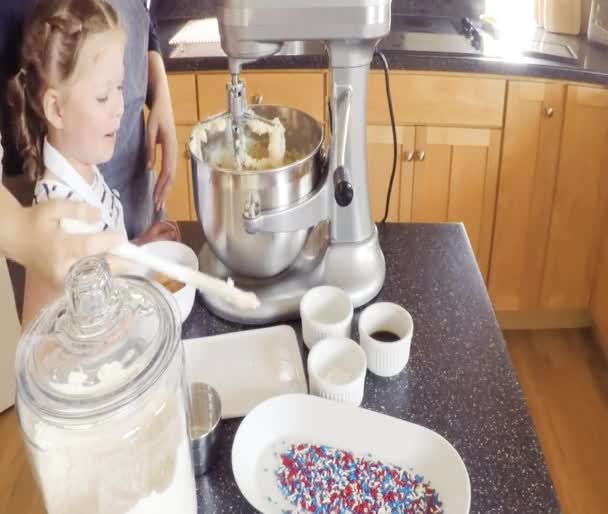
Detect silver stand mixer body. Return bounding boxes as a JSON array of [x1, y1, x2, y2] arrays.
[[192, 0, 392, 324]]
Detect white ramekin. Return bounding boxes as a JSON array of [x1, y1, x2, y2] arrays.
[[307, 337, 366, 406], [300, 286, 353, 350], [358, 302, 414, 377]]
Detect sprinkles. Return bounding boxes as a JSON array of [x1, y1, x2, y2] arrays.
[[275, 443, 443, 514]]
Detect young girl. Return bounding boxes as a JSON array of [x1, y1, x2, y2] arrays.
[[8, 0, 179, 327]]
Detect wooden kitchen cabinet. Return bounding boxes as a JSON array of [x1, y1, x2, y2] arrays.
[[367, 124, 500, 279], [411, 126, 501, 279], [152, 74, 198, 221], [366, 71, 505, 279], [489, 81, 565, 313], [153, 125, 195, 221], [167, 73, 199, 123], [174, 125, 196, 221], [368, 71, 506, 128], [367, 125, 414, 222], [540, 85, 608, 311], [196, 71, 326, 122], [591, 232, 608, 358]]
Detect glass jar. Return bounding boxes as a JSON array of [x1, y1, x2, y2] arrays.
[[15, 257, 198, 514]]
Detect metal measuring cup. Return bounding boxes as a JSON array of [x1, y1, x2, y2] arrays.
[[189, 383, 222, 476]]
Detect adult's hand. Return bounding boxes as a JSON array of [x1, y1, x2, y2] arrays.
[[146, 51, 178, 212], [4, 198, 126, 287]]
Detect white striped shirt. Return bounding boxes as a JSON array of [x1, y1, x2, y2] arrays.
[[34, 139, 127, 236]]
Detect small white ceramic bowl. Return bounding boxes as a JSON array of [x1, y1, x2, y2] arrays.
[[140, 241, 198, 323], [300, 286, 353, 350], [358, 302, 414, 377], [307, 337, 366, 406]]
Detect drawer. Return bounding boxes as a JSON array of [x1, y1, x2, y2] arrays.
[[197, 71, 326, 123], [368, 72, 506, 128], [167, 73, 198, 124]]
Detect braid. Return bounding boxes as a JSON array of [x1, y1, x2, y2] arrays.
[[7, 69, 45, 181]]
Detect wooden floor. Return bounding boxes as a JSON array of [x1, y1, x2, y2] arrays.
[[506, 329, 608, 514], [0, 329, 606, 514]]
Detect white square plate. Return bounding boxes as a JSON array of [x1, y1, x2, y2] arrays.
[[183, 325, 308, 418]]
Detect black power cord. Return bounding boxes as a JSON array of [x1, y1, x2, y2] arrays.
[[373, 49, 398, 224]]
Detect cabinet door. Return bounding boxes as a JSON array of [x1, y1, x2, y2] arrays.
[[540, 86, 608, 310], [155, 125, 194, 222], [158, 74, 198, 221], [489, 81, 565, 311], [592, 231, 608, 356], [366, 126, 415, 222], [368, 72, 506, 128], [197, 71, 326, 122], [167, 73, 199, 124], [412, 126, 501, 279]]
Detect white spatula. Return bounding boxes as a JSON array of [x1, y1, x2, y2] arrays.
[[60, 218, 261, 310]]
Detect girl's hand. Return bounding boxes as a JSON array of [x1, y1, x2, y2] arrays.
[[135, 220, 180, 245]]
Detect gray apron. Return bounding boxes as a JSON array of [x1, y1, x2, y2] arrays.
[[99, 0, 154, 240]]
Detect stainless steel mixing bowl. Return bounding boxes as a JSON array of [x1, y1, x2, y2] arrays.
[[190, 105, 324, 278]]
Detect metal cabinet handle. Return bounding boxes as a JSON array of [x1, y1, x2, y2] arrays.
[[252, 95, 264, 104], [416, 150, 425, 161], [544, 106, 554, 118], [404, 150, 414, 162]]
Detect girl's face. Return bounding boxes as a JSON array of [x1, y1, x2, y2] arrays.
[[56, 29, 125, 166]]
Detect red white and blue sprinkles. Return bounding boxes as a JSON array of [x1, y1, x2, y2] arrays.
[[274, 443, 443, 513]]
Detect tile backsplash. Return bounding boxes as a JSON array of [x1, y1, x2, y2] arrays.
[[392, 0, 484, 17]]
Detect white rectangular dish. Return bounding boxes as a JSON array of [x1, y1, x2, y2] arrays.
[[232, 394, 470, 514], [183, 325, 308, 418]]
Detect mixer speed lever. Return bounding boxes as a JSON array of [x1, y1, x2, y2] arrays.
[[334, 165, 353, 207], [332, 86, 354, 207]]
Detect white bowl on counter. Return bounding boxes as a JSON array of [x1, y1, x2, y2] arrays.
[[139, 241, 198, 323], [231, 394, 471, 514], [300, 286, 354, 350], [307, 336, 366, 406]]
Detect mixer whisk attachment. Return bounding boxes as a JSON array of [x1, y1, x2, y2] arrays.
[[240, 113, 286, 170], [226, 74, 287, 171], [190, 76, 288, 172]]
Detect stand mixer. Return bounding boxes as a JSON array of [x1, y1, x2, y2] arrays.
[[190, 0, 392, 324]]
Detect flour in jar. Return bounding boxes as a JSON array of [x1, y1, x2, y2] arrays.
[[22, 359, 197, 514], [122, 437, 197, 514]]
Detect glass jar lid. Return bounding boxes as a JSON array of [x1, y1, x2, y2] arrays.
[[16, 257, 180, 421]]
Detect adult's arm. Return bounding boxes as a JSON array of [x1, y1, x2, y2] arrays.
[[145, 50, 178, 212], [0, 184, 125, 286]]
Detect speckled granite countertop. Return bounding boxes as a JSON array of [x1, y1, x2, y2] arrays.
[[155, 3, 608, 85], [177, 221, 560, 514]]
